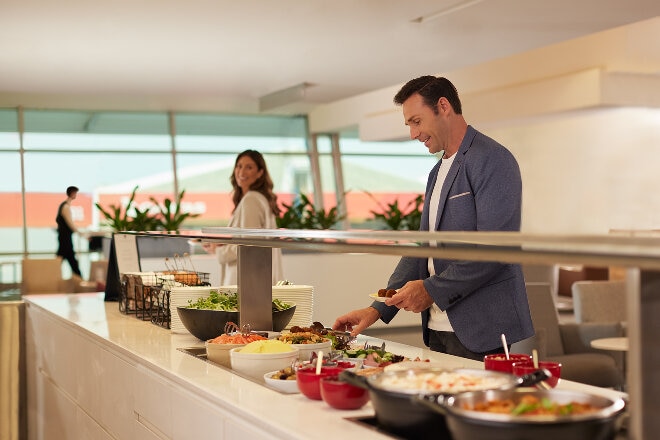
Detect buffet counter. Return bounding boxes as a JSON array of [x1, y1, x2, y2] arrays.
[[23, 292, 625, 440]]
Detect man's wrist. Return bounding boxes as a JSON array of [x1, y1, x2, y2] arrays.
[[367, 306, 382, 320]]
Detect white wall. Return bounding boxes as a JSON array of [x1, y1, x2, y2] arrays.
[[488, 107, 660, 233], [282, 252, 420, 328], [308, 18, 660, 235]]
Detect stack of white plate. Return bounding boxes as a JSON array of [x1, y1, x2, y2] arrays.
[[169, 285, 230, 334], [272, 285, 314, 329]]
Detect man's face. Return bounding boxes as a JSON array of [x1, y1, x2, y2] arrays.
[[402, 93, 447, 154]]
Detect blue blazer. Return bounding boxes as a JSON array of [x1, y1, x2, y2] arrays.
[[372, 126, 534, 353]]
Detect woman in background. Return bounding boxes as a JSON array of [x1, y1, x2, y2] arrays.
[[204, 149, 283, 285]]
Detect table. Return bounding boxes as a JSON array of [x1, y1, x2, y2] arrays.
[[591, 337, 629, 352], [592, 337, 629, 391]]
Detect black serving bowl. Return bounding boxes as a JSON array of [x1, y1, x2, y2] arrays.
[[176, 304, 296, 341]]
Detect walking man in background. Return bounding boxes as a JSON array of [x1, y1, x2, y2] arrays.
[[56, 185, 82, 277]]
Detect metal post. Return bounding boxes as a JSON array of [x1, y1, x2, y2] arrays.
[[237, 246, 273, 330], [330, 133, 349, 230], [168, 111, 180, 198], [18, 107, 28, 258], [628, 269, 660, 439], [308, 133, 324, 210]]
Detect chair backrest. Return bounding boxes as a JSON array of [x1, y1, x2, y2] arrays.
[[571, 280, 627, 324], [522, 264, 557, 298], [88, 259, 109, 283], [523, 282, 565, 357], [21, 258, 65, 294]]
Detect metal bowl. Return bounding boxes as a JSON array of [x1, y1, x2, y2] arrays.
[[417, 388, 626, 440]]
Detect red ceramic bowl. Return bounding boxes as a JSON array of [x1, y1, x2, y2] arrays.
[[483, 353, 532, 374], [320, 376, 370, 410], [296, 366, 345, 400], [512, 360, 562, 388]]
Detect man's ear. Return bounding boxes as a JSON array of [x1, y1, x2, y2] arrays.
[[437, 96, 451, 113]]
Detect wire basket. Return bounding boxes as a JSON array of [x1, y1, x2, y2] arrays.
[[119, 273, 162, 316], [119, 270, 209, 330], [152, 271, 210, 329], [151, 288, 171, 329], [158, 271, 210, 287]]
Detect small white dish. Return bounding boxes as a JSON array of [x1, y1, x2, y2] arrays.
[[290, 339, 332, 362], [368, 293, 389, 302], [264, 370, 300, 394]]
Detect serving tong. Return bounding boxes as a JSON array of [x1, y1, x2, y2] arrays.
[[223, 321, 268, 338], [363, 340, 386, 352]]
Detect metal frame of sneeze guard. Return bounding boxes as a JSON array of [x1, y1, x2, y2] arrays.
[[123, 228, 660, 440]]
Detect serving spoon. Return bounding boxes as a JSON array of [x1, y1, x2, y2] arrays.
[[501, 333, 510, 360]]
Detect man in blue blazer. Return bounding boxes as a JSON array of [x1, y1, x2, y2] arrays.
[[333, 76, 533, 360]]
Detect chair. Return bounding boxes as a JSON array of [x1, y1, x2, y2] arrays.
[[511, 282, 623, 389], [89, 259, 108, 284], [522, 263, 557, 297], [571, 280, 627, 324], [20, 257, 74, 294], [75, 259, 109, 293], [556, 265, 609, 297]]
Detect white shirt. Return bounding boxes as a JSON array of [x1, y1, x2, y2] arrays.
[[427, 152, 456, 332]]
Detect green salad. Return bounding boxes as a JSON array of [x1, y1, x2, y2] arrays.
[[187, 290, 292, 312], [342, 348, 405, 364]]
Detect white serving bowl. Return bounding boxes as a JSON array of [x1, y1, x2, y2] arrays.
[[229, 346, 300, 380], [205, 340, 246, 368], [263, 370, 300, 394], [290, 339, 332, 362]]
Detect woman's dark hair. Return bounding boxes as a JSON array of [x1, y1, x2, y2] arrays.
[[230, 149, 280, 216], [393, 75, 462, 115]]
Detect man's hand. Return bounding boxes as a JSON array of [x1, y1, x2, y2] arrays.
[[332, 307, 380, 337], [385, 280, 434, 313]]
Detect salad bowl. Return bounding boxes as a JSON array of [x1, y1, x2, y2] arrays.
[[177, 291, 296, 340]]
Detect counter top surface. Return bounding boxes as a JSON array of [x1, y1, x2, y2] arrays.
[[24, 292, 627, 439]]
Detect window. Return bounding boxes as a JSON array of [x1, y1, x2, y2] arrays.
[[0, 109, 311, 282], [338, 131, 437, 228]]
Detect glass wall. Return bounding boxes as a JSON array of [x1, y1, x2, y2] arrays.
[[0, 109, 310, 282], [338, 131, 437, 228], [0, 107, 434, 285], [173, 113, 310, 227]]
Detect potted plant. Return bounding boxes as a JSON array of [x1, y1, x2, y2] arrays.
[[96, 186, 198, 232], [150, 189, 200, 232], [277, 193, 344, 230], [366, 192, 424, 231], [95, 185, 144, 232]]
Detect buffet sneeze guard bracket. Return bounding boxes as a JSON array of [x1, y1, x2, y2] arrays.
[[237, 245, 273, 331]]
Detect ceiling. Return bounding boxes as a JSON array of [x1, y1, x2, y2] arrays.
[[1, 0, 659, 115]]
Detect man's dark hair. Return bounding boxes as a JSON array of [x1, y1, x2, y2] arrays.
[[393, 75, 462, 115], [66, 186, 79, 196]]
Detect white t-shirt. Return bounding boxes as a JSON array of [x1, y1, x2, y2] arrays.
[[427, 152, 456, 332]]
